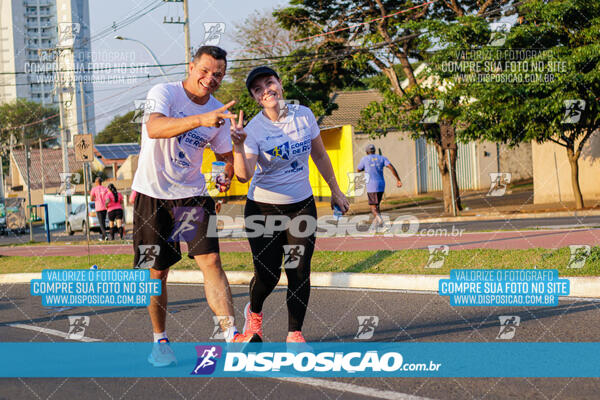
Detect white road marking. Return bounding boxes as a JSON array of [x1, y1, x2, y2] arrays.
[[275, 377, 436, 400], [7, 323, 101, 342]]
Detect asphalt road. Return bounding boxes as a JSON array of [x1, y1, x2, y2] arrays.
[[2, 283, 600, 399]]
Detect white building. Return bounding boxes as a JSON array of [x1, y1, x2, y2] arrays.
[[0, 0, 95, 141]]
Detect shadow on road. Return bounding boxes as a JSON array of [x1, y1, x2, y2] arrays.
[[0, 288, 285, 327], [326, 300, 600, 341]]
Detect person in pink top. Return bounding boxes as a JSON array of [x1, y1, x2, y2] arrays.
[[105, 183, 124, 240], [90, 177, 109, 241]]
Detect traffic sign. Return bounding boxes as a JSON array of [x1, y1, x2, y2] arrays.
[[74, 134, 94, 162]]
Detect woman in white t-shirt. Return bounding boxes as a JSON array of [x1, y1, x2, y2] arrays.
[[231, 66, 349, 343]]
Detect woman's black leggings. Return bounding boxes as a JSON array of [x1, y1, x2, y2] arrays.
[[244, 196, 317, 332]]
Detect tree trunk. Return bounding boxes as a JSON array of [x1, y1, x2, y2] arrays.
[[435, 143, 462, 214], [566, 147, 584, 209]]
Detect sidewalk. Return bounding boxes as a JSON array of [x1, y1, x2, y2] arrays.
[[121, 188, 600, 230], [318, 188, 600, 222]]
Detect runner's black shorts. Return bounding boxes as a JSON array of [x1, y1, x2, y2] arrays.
[[107, 209, 123, 221], [367, 191, 384, 205], [132, 192, 219, 270]]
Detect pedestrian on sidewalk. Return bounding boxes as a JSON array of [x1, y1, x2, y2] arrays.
[[90, 177, 109, 241], [232, 66, 350, 343], [105, 184, 124, 240], [357, 144, 402, 226]]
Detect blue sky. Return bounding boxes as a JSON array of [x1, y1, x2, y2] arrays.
[[89, 0, 287, 132]]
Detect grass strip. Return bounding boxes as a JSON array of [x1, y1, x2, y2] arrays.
[[1, 247, 599, 276]]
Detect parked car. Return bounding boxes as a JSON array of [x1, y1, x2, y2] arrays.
[[66, 202, 107, 235]]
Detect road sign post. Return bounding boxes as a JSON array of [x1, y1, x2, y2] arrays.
[[74, 134, 93, 266]]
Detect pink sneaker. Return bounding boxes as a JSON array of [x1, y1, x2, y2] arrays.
[[243, 302, 263, 338], [232, 332, 262, 343], [286, 331, 306, 343]]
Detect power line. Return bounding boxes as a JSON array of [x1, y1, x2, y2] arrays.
[[80, 0, 165, 47], [2, 0, 523, 131]]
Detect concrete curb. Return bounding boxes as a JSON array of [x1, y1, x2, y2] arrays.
[[3, 271, 600, 298]]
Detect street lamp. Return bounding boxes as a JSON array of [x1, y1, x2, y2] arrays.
[[114, 36, 167, 77]]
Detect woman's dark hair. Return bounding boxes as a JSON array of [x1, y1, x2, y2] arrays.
[[108, 184, 119, 202], [193, 46, 227, 67]]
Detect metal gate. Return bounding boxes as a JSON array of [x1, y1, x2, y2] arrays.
[[418, 141, 477, 192]]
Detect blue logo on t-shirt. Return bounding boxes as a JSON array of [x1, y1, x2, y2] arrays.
[[265, 142, 290, 160], [284, 160, 304, 174]]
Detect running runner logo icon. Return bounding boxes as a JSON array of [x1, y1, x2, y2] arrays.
[[210, 316, 234, 340], [266, 142, 290, 160], [355, 316, 379, 340], [136, 245, 160, 269], [420, 100, 444, 124], [283, 245, 305, 269], [348, 23, 370, 47], [487, 173, 511, 197], [567, 245, 591, 269], [277, 99, 299, 120], [66, 316, 89, 340], [202, 23, 226, 46], [58, 22, 80, 47], [346, 172, 370, 196], [487, 22, 511, 47], [425, 245, 449, 269], [57, 173, 81, 196], [497, 316, 520, 340], [131, 99, 156, 124], [169, 207, 204, 242], [562, 100, 586, 124], [191, 345, 222, 375]]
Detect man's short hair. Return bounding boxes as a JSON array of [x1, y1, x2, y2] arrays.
[[193, 46, 227, 67]]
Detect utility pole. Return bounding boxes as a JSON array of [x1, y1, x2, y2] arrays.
[[79, 80, 88, 135], [183, 0, 191, 74], [39, 138, 45, 195], [58, 80, 71, 232], [163, 0, 191, 77], [23, 127, 33, 242], [50, 46, 72, 232]]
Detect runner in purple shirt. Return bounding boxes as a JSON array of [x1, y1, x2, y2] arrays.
[[357, 144, 402, 226]]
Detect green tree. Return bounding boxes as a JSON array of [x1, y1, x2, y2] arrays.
[[0, 99, 58, 147], [275, 0, 507, 213], [95, 111, 140, 144], [422, 0, 600, 209], [226, 8, 372, 120]]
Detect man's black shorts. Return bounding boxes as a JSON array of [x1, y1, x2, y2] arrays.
[[133, 192, 220, 270], [367, 192, 384, 206], [107, 209, 123, 221]]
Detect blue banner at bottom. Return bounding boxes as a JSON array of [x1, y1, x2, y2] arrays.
[[1, 342, 599, 378]]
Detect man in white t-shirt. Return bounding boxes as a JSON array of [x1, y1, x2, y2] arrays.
[[132, 46, 256, 367]]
